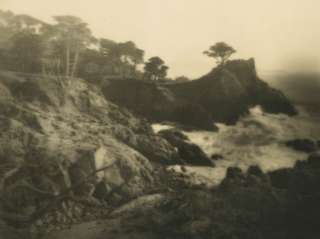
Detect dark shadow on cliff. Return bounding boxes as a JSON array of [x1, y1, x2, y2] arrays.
[[102, 59, 296, 129]]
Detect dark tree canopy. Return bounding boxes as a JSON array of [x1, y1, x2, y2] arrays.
[[99, 39, 144, 77], [144, 56, 169, 81], [8, 30, 44, 72], [0, 11, 148, 81], [175, 76, 190, 82], [204, 42, 236, 66], [50, 15, 96, 77]]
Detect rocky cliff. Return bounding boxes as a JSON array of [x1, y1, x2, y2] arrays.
[[102, 79, 216, 130], [102, 59, 296, 128], [0, 71, 190, 236], [0, 70, 318, 239]]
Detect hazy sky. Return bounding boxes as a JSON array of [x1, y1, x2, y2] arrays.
[[1, 0, 320, 78]]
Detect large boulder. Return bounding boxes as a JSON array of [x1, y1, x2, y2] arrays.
[[110, 124, 182, 165], [268, 168, 293, 189], [134, 134, 182, 165], [158, 129, 214, 167], [285, 139, 317, 153], [90, 141, 155, 203]]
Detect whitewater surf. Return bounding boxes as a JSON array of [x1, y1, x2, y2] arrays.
[[153, 105, 320, 186]]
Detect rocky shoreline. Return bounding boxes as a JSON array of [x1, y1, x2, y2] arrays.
[[44, 151, 320, 239], [0, 66, 317, 239]]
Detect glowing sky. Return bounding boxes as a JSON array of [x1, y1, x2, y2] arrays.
[[1, 0, 320, 78]]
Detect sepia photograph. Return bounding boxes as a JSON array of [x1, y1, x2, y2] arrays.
[[0, 0, 320, 238]]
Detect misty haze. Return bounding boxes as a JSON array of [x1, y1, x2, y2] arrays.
[[0, 1, 319, 239]]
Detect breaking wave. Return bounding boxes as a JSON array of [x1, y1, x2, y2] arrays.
[[153, 105, 320, 186]]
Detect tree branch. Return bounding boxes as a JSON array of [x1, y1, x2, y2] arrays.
[[28, 162, 116, 223], [0, 162, 116, 225]]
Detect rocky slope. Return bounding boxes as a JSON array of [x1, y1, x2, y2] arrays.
[[102, 59, 296, 128], [0, 70, 318, 239], [0, 71, 199, 237]]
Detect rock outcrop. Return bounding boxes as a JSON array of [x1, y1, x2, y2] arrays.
[[101, 79, 216, 130], [102, 59, 296, 128], [46, 154, 320, 239], [285, 138, 318, 153], [158, 129, 214, 166], [0, 71, 180, 233], [0, 66, 304, 239]]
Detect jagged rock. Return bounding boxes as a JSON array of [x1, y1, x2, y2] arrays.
[[159, 129, 214, 166], [102, 59, 296, 128], [225, 167, 243, 179], [247, 165, 265, 178], [247, 165, 271, 185], [111, 125, 181, 165], [211, 154, 224, 161], [158, 129, 189, 142], [0, 72, 175, 232], [177, 143, 213, 166], [134, 134, 182, 165], [307, 152, 320, 167], [269, 168, 293, 189], [93, 142, 155, 200], [253, 80, 297, 116], [285, 139, 317, 153]]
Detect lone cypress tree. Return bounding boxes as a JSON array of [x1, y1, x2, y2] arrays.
[[203, 42, 236, 66]]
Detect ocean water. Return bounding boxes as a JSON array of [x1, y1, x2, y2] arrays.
[[152, 105, 320, 186]]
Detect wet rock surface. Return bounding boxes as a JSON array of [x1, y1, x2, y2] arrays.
[[210, 154, 224, 161], [285, 138, 317, 153], [158, 129, 214, 166]]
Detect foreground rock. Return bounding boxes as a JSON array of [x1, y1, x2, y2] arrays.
[[102, 59, 296, 128], [158, 129, 214, 166], [46, 155, 320, 239], [0, 219, 30, 239], [285, 138, 317, 153], [46, 194, 168, 239]]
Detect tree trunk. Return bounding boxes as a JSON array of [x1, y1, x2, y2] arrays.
[[65, 42, 70, 77], [71, 50, 79, 78], [57, 59, 62, 77]]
